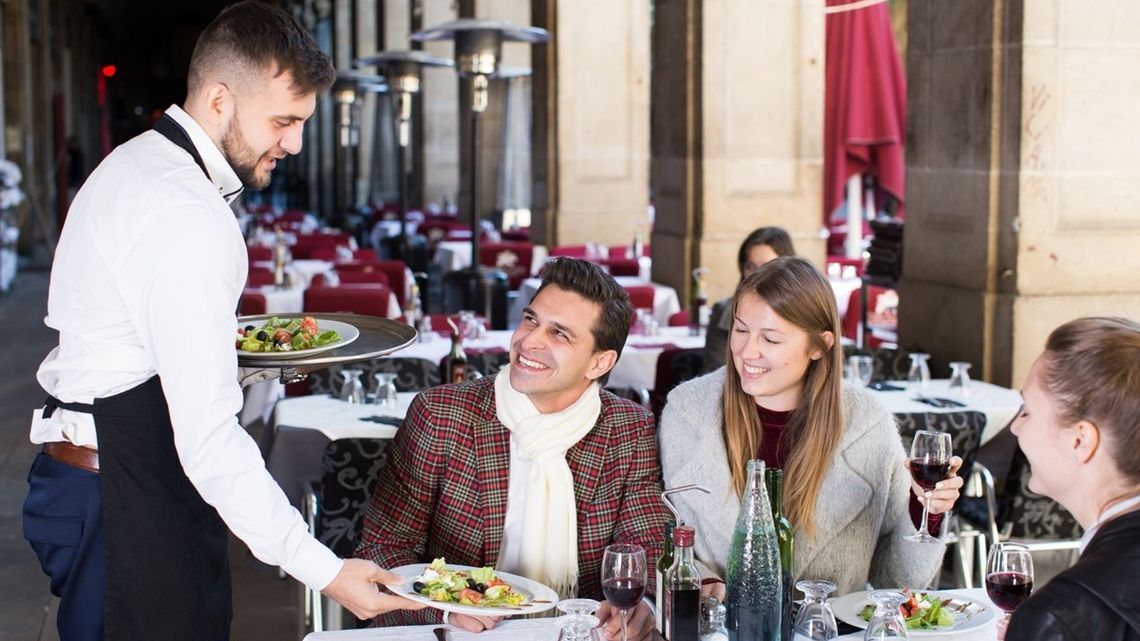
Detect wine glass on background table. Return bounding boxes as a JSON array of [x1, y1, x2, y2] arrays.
[[905, 430, 953, 543], [601, 544, 647, 641], [986, 542, 1034, 623]]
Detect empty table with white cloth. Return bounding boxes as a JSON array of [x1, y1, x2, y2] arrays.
[[508, 276, 681, 328], [869, 379, 1022, 444]]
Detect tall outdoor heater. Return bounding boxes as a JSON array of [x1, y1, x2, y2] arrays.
[[332, 70, 388, 227], [411, 19, 549, 328], [353, 51, 452, 261]]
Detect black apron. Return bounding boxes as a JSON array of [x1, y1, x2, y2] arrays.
[[53, 116, 233, 640]]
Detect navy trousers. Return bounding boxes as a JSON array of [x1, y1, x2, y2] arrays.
[[23, 451, 105, 641]]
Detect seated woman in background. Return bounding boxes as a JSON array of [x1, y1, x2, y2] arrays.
[[1002, 317, 1140, 641], [703, 227, 796, 372], [661, 256, 963, 596]]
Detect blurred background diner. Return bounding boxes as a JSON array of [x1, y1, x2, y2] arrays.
[[2, 0, 1139, 640]]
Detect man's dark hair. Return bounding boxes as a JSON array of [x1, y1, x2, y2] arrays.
[[188, 1, 335, 98], [737, 226, 796, 278], [535, 258, 633, 382]]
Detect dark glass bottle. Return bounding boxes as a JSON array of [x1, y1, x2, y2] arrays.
[[665, 525, 702, 641], [766, 467, 795, 641], [656, 520, 676, 635], [441, 326, 467, 384]]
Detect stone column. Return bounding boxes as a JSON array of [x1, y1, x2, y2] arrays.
[[902, 0, 1140, 386]]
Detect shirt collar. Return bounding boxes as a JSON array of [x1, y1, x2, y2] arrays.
[[1079, 492, 1140, 555], [163, 105, 245, 204]]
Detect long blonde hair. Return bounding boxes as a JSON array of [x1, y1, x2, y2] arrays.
[[722, 257, 844, 538]]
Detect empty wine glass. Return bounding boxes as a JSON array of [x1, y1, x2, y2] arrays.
[[948, 362, 972, 399], [849, 355, 874, 388], [794, 580, 838, 640], [906, 430, 953, 543], [371, 372, 398, 408], [986, 542, 1034, 625], [907, 353, 932, 395], [601, 544, 647, 641], [557, 598, 601, 641], [337, 369, 364, 404], [864, 590, 909, 640]]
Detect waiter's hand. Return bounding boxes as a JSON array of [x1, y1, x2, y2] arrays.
[[322, 559, 427, 620], [596, 600, 654, 641], [237, 367, 277, 388]]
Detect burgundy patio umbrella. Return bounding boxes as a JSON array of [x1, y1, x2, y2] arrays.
[[824, 0, 907, 253]]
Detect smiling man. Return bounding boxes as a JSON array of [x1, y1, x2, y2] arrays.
[[356, 258, 670, 640], [22, 4, 420, 640]]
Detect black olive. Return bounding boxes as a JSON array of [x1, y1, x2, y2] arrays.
[[466, 578, 477, 589], [244, 325, 255, 332], [256, 330, 268, 341], [476, 583, 487, 593], [412, 581, 425, 593]]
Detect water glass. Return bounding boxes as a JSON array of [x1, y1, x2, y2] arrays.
[[849, 355, 874, 387], [557, 598, 601, 641], [371, 373, 398, 408], [907, 353, 932, 395], [948, 361, 972, 399], [337, 369, 364, 404], [794, 580, 838, 640], [863, 590, 909, 640]]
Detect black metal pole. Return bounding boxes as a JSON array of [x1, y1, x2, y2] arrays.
[[469, 107, 481, 273], [395, 95, 408, 261]]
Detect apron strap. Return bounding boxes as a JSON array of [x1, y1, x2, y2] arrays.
[[152, 113, 212, 182], [42, 395, 97, 419]]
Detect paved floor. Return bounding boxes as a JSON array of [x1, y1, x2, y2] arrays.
[[0, 257, 301, 640]]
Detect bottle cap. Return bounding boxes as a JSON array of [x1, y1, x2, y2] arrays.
[[700, 595, 726, 623], [673, 525, 695, 547]]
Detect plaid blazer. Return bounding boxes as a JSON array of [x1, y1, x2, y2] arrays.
[[355, 373, 670, 626]]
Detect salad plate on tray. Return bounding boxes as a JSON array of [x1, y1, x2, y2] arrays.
[[237, 316, 360, 360], [234, 313, 416, 370], [831, 589, 995, 636], [388, 559, 559, 618]]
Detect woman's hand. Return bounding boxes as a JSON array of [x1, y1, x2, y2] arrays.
[[908, 455, 964, 514], [700, 578, 726, 602]]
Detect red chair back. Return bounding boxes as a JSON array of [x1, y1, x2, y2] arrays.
[[841, 285, 896, 347], [239, 290, 267, 316], [332, 270, 390, 286], [667, 310, 690, 327], [608, 244, 650, 259], [480, 242, 534, 289], [247, 246, 273, 262], [623, 285, 655, 311], [548, 245, 590, 258], [424, 314, 490, 333], [303, 284, 392, 317], [308, 246, 339, 261], [368, 260, 410, 309], [247, 267, 275, 287], [600, 258, 640, 277]]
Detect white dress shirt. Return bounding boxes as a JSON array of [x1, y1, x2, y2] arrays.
[[31, 105, 342, 591]]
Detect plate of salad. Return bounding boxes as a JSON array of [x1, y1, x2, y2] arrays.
[[236, 316, 359, 359], [831, 588, 995, 636], [388, 558, 559, 617]]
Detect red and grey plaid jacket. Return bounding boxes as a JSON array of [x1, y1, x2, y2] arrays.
[[355, 374, 670, 626]]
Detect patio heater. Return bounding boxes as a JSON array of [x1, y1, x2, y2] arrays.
[[332, 70, 388, 228], [353, 51, 453, 262], [411, 19, 549, 328]]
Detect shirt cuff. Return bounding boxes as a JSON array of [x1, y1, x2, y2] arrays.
[[284, 536, 344, 591]]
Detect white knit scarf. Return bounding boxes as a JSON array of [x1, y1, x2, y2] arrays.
[[494, 364, 601, 598]]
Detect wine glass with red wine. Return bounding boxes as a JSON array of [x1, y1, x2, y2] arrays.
[[905, 429, 953, 543], [986, 542, 1034, 621], [601, 544, 647, 641]]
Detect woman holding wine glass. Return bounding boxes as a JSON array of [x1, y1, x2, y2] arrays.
[[659, 257, 965, 598], [998, 317, 1140, 641]]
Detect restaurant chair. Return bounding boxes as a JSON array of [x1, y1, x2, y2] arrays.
[[600, 258, 641, 277], [608, 244, 649, 259], [650, 347, 705, 418], [548, 245, 591, 258], [303, 284, 392, 318], [464, 348, 511, 379], [623, 285, 656, 312], [997, 446, 1083, 572], [307, 246, 340, 261], [277, 209, 308, 224], [842, 345, 912, 382], [302, 437, 390, 632], [239, 291, 267, 316], [424, 313, 490, 333], [668, 310, 691, 327], [479, 241, 535, 290], [246, 266, 275, 288], [247, 245, 273, 262], [841, 286, 897, 348], [364, 260, 411, 310], [329, 270, 390, 286]]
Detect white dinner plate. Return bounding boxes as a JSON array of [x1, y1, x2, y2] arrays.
[[387, 563, 559, 618], [236, 318, 360, 360], [831, 590, 996, 636]]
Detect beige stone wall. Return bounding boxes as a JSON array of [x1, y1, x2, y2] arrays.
[[698, 0, 825, 303], [420, 2, 460, 207], [554, 0, 652, 247]]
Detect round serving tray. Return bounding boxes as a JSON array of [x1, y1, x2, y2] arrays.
[[236, 313, 417, 369]]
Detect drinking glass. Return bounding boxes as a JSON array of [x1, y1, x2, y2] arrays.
[[794, 580, 838, 640], [948, 362, 972, 399], [986, 542, 1034, 625], [371, 372, 398, 408], [337, 369, 364, 404], [557, 598, 601, 641], [907, 353, 932, 395], [863, 590, 909, 640], [849, 355, 874, 387], [601, 544, 647, 641], [906, 430, 953, 543]]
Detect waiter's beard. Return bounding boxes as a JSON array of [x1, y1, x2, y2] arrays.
[[220, 109, 272, 191]]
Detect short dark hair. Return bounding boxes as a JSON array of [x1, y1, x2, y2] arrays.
[[535, 258, 633, 382], [188, 1, 335, 98], [738, 227, 796, 278], [1041, 316, 1140, 483]]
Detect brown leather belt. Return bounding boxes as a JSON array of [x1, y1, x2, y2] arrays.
[[43, 442, 100, 474]]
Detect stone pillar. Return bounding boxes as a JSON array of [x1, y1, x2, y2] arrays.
[[652, 0, 824, 301], [902, 0, 1140, 386], [420, 1, 460, 208]]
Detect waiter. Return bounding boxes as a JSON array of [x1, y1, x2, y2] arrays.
[[21, 3, 421, 640]]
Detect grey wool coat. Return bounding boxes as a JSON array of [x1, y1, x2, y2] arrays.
[[658, 368, 945, 596]]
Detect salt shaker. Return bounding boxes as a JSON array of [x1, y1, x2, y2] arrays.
[[699, 596, 729, 641]]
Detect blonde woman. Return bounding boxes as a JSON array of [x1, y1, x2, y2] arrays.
[[659, 257, 963, 596]]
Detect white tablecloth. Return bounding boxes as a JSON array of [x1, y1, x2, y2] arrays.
[[837, 588, 998, 640], [304, 619, 560, 641], [272, 392, 419, 441], [509, 276, 681, 328], [435, 241, 549, 276], [869, 379, 1021, 444]]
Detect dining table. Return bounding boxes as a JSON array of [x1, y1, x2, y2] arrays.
[[870, 379, 1021, 445], [508, 275, 681, 328]]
